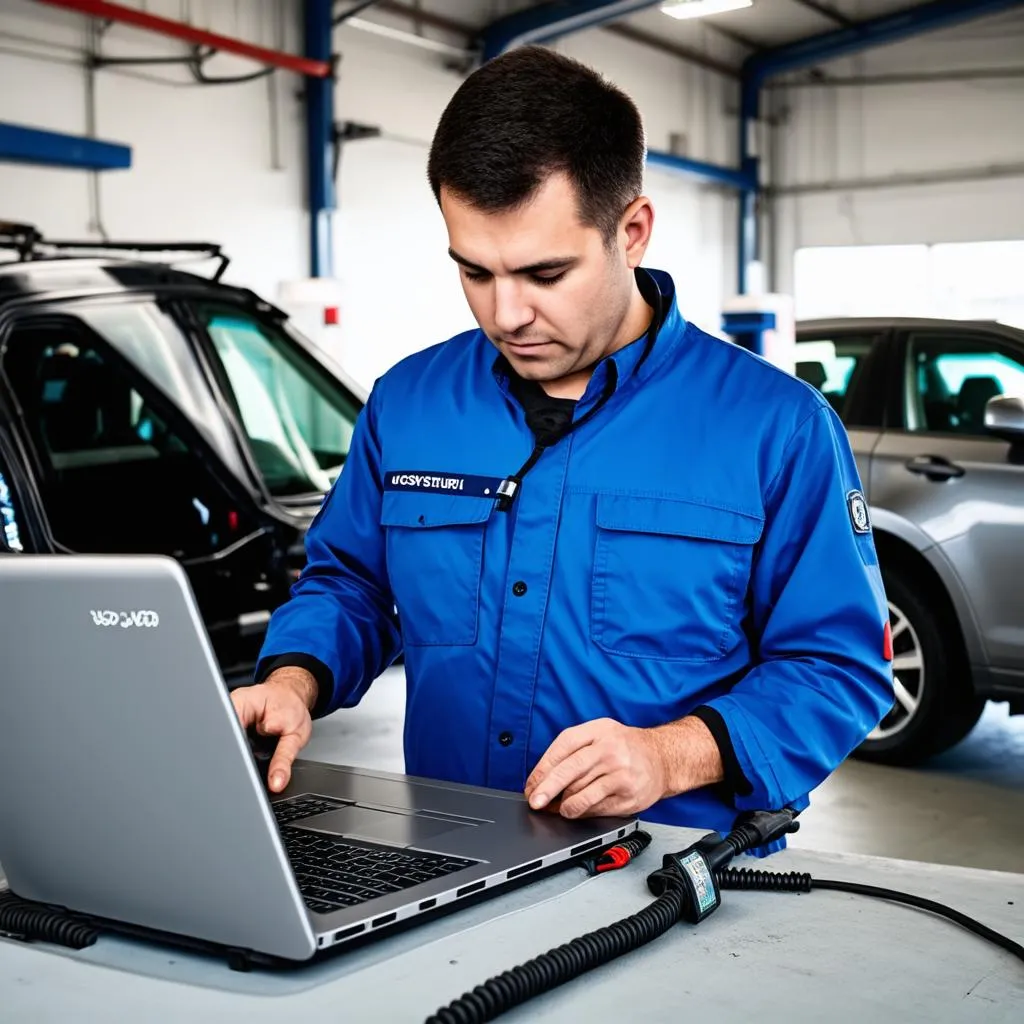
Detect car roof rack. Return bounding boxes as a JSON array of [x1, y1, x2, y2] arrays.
[[0, 220, 231, 280]]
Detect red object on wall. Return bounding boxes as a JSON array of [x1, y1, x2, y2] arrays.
[[36, 0, 331, 77]]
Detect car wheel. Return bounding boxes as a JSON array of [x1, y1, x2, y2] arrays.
[[854, 564, 984, 766]]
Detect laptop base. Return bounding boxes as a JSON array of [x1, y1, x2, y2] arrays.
[[2, 840, 626, 973]]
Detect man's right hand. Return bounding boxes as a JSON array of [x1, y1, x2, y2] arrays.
[[230, 668, 318, 794]]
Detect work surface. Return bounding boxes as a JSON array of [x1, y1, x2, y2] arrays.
[[2, 822, 1022, 1023]]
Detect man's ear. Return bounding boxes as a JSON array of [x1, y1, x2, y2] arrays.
[[620, 196, 654, 269]]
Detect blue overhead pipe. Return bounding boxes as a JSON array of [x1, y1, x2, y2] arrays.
[[481, 1, 665, 63], [744, 0, 1024, 92], [646, 150, 757, 193], [305, 0, 335, 278], [736, 0, 1024, 293], [0, 122, 131, 171]]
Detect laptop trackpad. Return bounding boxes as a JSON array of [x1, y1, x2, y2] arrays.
[[303, 806, 472, 847]]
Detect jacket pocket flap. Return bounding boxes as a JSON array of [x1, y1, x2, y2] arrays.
[[596, 494, 764, 545], [381, 490, 495, 529]]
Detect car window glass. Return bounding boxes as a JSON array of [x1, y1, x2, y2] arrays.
[[72, 302, 249, 483], [793, 335, 874, 421], [1, 317, 246, 558], [196, 306, 360, 498], [905, 334, 1024, 436], [0, 462, 25, 552]]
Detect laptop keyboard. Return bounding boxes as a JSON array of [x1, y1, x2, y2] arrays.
[[272, 796, 478, 915]]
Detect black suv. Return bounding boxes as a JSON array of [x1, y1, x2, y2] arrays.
[[0, 223, 364, 684]]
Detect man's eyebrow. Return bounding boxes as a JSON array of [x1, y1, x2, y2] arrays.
[[447, 248, 578, 276]]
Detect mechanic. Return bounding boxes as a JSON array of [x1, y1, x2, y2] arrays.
[[230, 46, 894, 846]]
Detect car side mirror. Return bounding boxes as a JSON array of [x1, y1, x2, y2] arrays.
[[985, 395, 1024, 439], [985, 396, 1024, 464]]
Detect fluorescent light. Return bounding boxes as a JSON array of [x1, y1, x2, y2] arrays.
[[661, 0, 753, 20]]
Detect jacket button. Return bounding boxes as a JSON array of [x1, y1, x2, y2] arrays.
[[512, 581, 527, 597], [499, 731, 513, 747]]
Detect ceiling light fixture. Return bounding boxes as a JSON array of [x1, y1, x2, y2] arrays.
[[661, 0, 753, 20]]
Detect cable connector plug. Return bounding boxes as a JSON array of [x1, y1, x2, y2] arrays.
[[726, 808, 801, 858], [646, 833, 723, 924], [644, 809, 801, 925], [582, 829, 652, 876]]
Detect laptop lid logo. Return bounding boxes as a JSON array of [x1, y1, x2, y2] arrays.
[[91, 610, 161, 629]]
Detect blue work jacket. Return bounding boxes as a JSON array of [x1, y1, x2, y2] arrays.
[[257, 268, 894, 846]]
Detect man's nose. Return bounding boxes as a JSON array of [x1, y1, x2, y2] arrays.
[[493, 279, 535, 336]]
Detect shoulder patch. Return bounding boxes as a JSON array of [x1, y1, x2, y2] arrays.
[[847, 489, 871, 534]]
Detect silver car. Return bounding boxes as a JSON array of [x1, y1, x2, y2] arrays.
[[794, 317, 1024, 765]]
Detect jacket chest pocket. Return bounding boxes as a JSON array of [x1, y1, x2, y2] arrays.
[[381, 491, 494, 647], [591, 494, 764, 663]]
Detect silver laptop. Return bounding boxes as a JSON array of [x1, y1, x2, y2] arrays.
[[0, 554, 636, 964]]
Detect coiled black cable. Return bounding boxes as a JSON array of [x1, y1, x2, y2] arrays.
[[716, 868, 812, 893], [0, 890, 99, 949], [717, 868, 1024, 965], [424, 881, 686, 1024]]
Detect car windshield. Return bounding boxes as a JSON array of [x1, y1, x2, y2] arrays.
[[194, 305, 361, 499]]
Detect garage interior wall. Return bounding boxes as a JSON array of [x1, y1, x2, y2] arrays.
[[0, 0, 743, 392], [770, 6, 1024, 301]]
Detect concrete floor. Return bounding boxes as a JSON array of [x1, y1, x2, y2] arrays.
[[305, 667, 1024, 876]]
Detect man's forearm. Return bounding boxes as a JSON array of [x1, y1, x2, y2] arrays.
[[647, 715, 725, 797], [265, 666, 319, 712]]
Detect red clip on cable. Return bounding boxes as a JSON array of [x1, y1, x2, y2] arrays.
[[585, 829, 652, 875], [595, 846, 632, 872]]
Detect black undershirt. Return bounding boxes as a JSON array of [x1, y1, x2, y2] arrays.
[[502, 266, 667, 444]]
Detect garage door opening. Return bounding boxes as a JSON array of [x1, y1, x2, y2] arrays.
[[794, 240, 1024, 328]]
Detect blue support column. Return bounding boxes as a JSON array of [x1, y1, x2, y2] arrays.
[[736, 0, 1024, 294], [481, 0, 664, 61], [0, 122, 131, 171], [304, 0, 335, 278], [722, 310, 775, 357]]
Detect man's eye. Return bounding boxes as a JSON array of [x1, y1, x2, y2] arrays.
[[463, 269, 491, 282], [532, 272, 567, 287]]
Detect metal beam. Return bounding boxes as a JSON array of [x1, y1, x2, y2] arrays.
[[736, 0, 1024, 294], [646, 150, 757, 191], [769, 160, 1024, 196], [305, 0, 335, 277], [770, 65, 1024, 87], [36, 0, 331, 77], [789, 0, 853, 27], [375, 1, 475, 38], [744, 0, 1024, 91], [0, 121, 131, 170], [603, 23, 740, 79], [480, 1, 665, 62]]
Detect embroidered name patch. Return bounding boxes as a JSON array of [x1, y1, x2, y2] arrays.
[[385, 471, 504, 498]]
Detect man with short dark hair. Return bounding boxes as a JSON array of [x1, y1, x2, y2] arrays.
[[231, 46, 893, 847]]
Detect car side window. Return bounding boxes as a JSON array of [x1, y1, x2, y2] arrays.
[[905, 334, 1024, 436], [1, 317, 245, 559], [793, 335, 874, 422]]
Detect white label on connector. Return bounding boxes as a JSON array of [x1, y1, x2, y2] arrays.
[[679, 852, 716, 914]]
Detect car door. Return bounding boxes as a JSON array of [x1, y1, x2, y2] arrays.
[[869, 328, 1024, 671], [792, 327, 890, 492], [0, 303, 286, 679]]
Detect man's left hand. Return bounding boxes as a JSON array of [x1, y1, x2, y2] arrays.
[[524, 718, 668, 819]]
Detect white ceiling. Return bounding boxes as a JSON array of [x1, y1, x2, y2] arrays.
[[358, 0, 1024, 74]]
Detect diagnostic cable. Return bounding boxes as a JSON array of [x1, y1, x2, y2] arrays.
[[425, 809, 1024, 1024]]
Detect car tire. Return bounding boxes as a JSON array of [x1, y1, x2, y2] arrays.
[[854, 564, 985, 767]]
